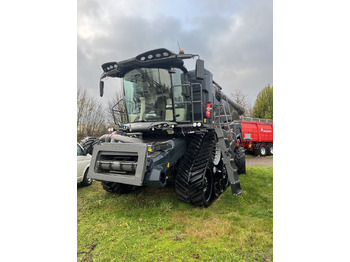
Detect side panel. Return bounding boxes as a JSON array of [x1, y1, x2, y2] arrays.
[[256, 123, 273, 143], [240, 121, 273, 143], [144, 138, 188, 188]]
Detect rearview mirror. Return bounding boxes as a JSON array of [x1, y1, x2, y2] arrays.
[[195, 59, 204, 80], [100, 81, 104, 97]]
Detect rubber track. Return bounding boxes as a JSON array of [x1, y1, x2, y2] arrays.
[[175, 132, 215, 206]]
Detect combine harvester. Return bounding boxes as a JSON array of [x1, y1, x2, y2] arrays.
[[85, 48, 248, 207]]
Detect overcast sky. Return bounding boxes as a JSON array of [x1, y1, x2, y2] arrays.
[[78, 0, 272, 107]]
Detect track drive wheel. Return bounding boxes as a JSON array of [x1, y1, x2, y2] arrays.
[[203, 168, 214, 204]]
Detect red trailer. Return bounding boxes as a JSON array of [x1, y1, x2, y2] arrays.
[[238, 119, 273, 156]]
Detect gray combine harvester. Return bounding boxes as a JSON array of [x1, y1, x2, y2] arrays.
[[85, 48, 246, 207]]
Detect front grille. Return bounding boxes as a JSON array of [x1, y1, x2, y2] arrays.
[[96, 154, 138, 175]]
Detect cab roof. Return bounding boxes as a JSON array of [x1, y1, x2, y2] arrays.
[[101, 48, 197, 78]]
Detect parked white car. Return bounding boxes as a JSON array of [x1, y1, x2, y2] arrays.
[[77, 143, 92, 186]]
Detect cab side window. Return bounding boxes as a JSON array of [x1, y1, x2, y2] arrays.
[[172, 68, 190, 122]]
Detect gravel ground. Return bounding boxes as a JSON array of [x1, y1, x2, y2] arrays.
[[245, 156, 273, 166]]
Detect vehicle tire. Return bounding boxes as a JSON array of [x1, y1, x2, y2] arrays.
[[253, 144, 261, 156], [101, 181, 136, 194], [80, 136, 99, 155], [175, 132, 215, 207], [260, 145, 267, 157], [234, 146, 246, 174], [81, 168, 92, 186], [267, 144, 273, 155]]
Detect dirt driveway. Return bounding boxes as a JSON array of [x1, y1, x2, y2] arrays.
[[245, 156, 273, 167]]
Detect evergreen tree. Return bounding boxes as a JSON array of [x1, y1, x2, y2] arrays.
[[252, 84, 273, 119]]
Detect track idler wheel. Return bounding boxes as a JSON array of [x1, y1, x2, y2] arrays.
[[203, 168, 214, 204], [213, 178, 224, 197], [213, 160, 229, 197]]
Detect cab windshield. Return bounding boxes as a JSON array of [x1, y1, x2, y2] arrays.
[[123, 68, 174, 122]]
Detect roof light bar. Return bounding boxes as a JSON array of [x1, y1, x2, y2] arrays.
[[136, 48, 176, 62]]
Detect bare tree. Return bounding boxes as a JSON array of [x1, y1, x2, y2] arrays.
[[106, 89, 127, 128], [77, 86, 108, 141], [230, 90, 252, 117]]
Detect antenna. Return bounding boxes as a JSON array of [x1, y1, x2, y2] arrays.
[[177, 41, 181, 51], [177, 41, 184, 54]]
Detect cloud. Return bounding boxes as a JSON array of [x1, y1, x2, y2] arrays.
[[78, 0, 272, 105]]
